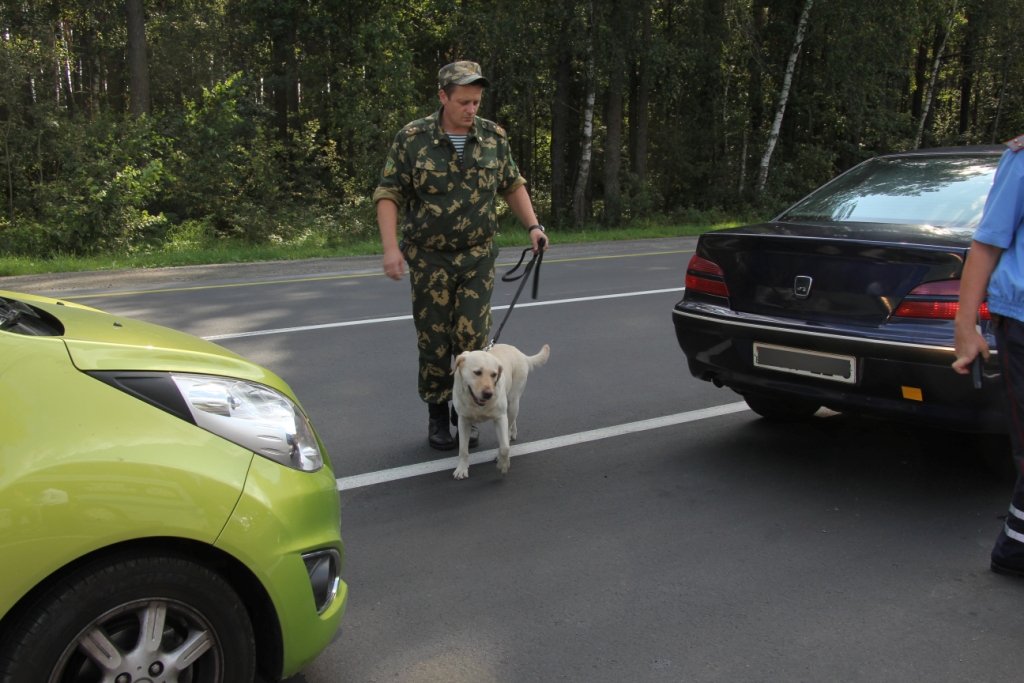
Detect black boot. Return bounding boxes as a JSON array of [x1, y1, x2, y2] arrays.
[[451, 406, 480, 448], [428, 402, 456, 450]]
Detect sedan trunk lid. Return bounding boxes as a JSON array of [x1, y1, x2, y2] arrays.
[[699, 222, 970, 327]]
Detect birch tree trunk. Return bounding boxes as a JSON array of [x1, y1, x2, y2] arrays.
[[958, 2, 977, 136], [738, 128, 749, 195], [126, 0, 151, 117], [747, 6, 767, 134], [914, 2, 958, 149], [756, 0, 813, 196], [272, 32, 291, 139], [60, 23, 76, 116], [633, 3, 651, 183], [4, 117, 13, 219], [603, 58, 625, 225], [991, 58, 1008, 144], [550, 46, 571, 222], [911, 40, 929, 120], [572, 39, 596, 228], [52, 31, 60, 106]]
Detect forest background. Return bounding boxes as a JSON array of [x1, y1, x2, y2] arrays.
[[1, 0, 1022, 270]]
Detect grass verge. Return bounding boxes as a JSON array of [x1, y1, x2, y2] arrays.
[[0, 221, 745, 278]]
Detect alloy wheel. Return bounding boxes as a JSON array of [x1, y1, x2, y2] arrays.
[[49, 598, 222, 683]]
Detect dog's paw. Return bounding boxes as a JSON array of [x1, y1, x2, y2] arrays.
[[496, 457, 510, 475], [453, 465, 470, 479]]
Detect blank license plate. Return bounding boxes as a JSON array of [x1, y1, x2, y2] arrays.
[[753, 342, 857, 384]]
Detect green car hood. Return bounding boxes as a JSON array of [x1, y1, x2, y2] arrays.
[[0, 289, 293, 398]]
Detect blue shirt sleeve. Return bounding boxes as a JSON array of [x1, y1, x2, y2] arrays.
[[974, 149, 1024, 249]]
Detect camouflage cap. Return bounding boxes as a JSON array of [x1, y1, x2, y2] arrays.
[[438, 61, 490, 89]]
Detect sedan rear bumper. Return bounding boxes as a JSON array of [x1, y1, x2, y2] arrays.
[[673, 301, 1006, 433]]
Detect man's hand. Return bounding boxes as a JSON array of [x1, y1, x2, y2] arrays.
[[953, 320, 990, 374], [529, 227, 548, 254], [951, 240, 1003, 374], [377, 199, 406, 280], [383, 246, 406, 280]]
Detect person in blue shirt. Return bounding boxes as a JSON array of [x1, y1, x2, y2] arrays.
[[954, 133, 1024, 577]]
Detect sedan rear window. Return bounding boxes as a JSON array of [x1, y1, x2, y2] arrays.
[[779, 155, 1000, 229]]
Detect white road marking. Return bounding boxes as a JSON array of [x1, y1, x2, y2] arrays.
[[201, 315, 413, 342], [335, 401, 749, 491], [203, 287, 686, 341]]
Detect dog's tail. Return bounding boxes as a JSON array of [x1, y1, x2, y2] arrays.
[[527, 344, 550, 371]]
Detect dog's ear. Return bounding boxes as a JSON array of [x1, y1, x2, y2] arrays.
[[494, 363, 503, 386], [452, 354, 465, 375]]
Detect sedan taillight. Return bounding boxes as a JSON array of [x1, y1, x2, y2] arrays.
[[686, 255, 730, 298], [892, 279, 991, 320]]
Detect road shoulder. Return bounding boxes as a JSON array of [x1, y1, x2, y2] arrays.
[[0, 236, 699, 296]]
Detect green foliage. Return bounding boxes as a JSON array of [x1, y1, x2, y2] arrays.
[[761, 143, 840, 210], [1, 0, 1023, 259], [162, 74, 282, 233], [3, 110, 170, 255]]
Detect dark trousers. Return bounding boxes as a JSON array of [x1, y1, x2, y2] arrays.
[[992, 314, 1024, 567], [404, 241, 497, 404]]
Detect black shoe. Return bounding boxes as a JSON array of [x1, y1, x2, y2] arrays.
[[450, 406, 480, 448], [428, 402, 456, 450], [991, 560, 1024, 578]]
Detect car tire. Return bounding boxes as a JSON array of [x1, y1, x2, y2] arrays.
[[0, 552, 256, 683], [743, 393, 821, 421]]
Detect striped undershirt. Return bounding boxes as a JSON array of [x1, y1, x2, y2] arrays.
[[448, 133, 468, 163]]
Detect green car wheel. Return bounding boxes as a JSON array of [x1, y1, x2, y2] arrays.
[[0, 552, 256, 683]]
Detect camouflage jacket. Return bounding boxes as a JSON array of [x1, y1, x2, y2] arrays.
[[372, 108, 526, 252]]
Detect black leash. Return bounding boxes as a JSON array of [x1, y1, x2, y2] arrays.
[[486, 237, 546, 350]]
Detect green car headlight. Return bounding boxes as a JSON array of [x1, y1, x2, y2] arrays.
[[88, 370, 323, 472], [171, 374, 323, 472]]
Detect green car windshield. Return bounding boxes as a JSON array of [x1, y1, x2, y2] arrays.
[[778, 155, 1000, 229]]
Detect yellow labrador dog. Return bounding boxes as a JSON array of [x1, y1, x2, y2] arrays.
[[450, 343, 550, 479]]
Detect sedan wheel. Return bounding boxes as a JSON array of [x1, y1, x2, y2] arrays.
[[0, 554, 256, 683], [743, 392, 821, 421]]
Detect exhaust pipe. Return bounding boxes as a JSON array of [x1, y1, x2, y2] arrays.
[[702, 371, 724, 388]]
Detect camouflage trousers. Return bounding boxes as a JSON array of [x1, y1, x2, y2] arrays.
[[404, 240, 498, 403]]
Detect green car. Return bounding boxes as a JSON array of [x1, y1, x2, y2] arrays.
[[0, 290, 347, 683]]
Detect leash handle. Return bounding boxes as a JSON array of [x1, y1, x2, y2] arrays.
[[532, 238, 546, 299], [501, 247, 535, 282], [487, 237, 546, 350], [501, 237, 547, 288]]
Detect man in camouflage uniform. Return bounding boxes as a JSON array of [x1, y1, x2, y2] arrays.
[[374, 61, 548, 450]]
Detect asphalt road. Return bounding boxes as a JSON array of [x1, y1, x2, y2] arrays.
[[8, 237, 1024, 682]]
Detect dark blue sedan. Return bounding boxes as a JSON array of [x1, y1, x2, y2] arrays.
[[674, 147, 1006, 432]]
